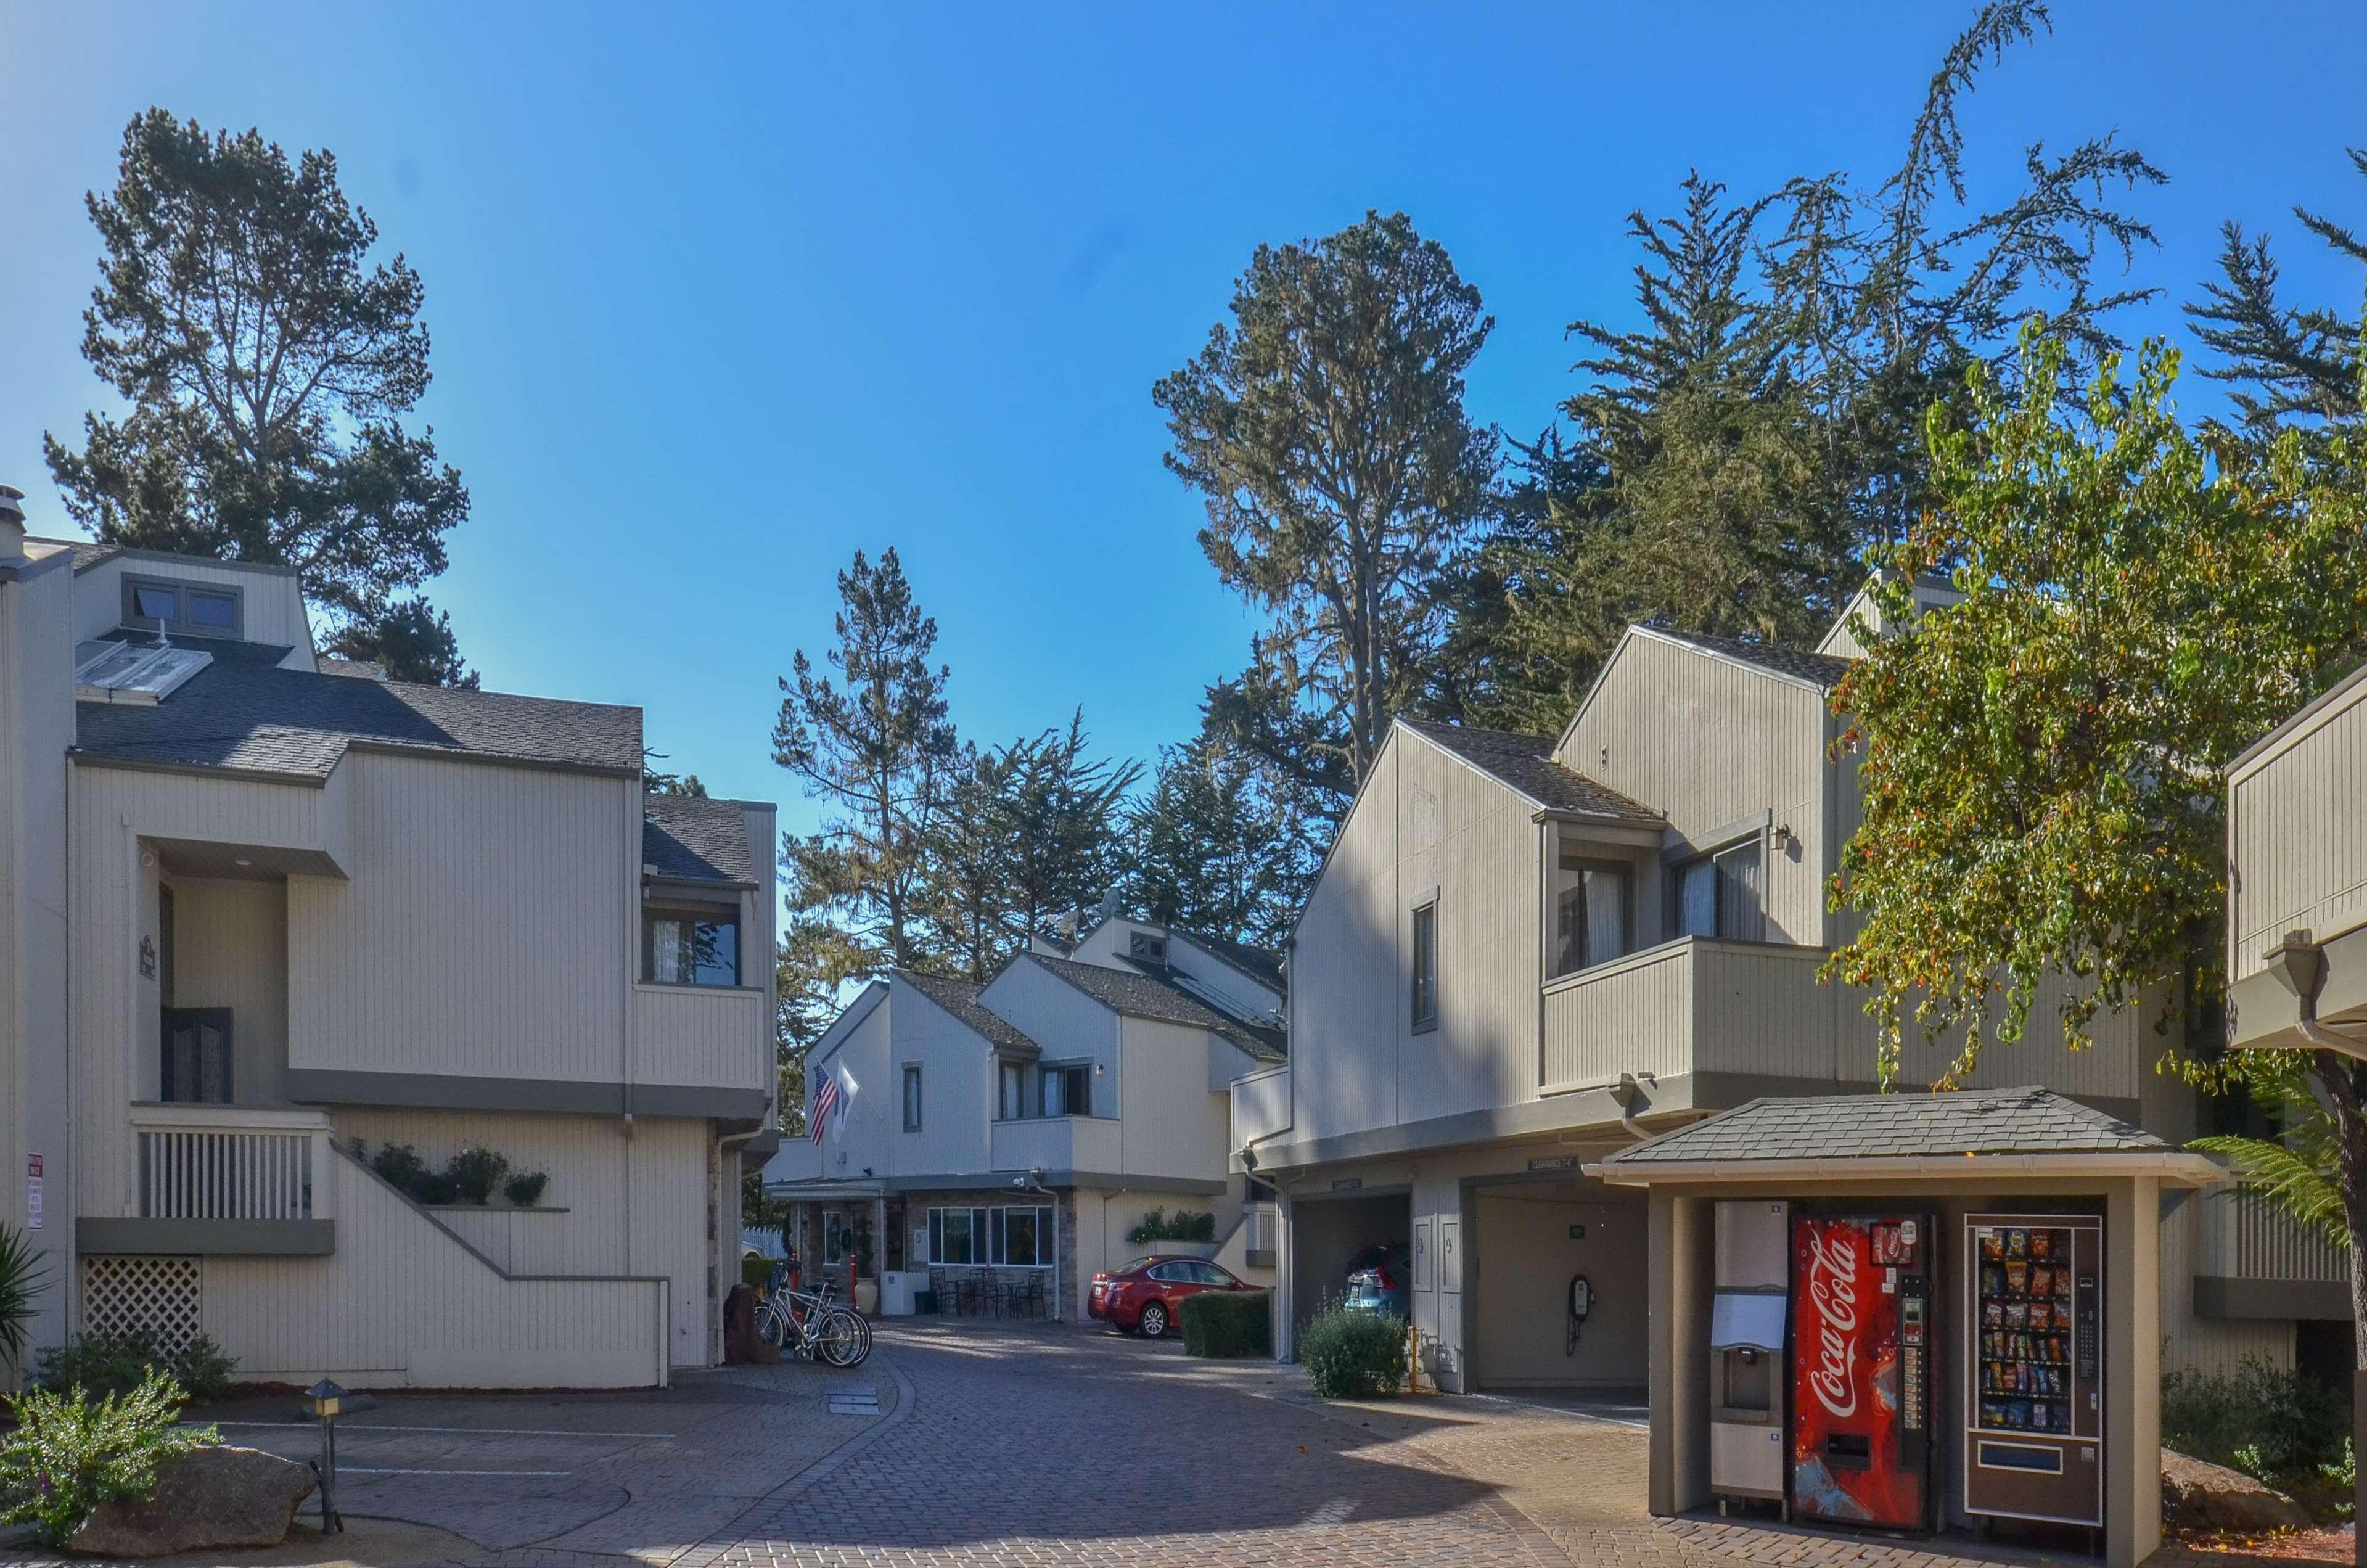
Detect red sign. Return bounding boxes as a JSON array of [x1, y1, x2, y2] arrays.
[[1792, 1215, 1922, 1529]]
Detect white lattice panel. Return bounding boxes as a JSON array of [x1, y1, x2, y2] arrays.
[[81, 1256, 201, 1349]]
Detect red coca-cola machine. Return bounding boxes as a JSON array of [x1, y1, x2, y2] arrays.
[[1791, 1212, 1935, 1530]]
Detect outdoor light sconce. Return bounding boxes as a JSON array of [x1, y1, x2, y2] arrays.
[[2257, 929, 2367, 1062]]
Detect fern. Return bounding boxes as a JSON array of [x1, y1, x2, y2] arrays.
[[2190, 1134, 2353, 1251]]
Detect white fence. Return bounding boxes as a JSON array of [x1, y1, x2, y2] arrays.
[[133, 1104, 335, 1221]]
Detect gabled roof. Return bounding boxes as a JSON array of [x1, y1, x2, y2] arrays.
[[1644, 627, 1856, 691], [895, 969, 1042, 1057], [1022, 952, 1286, 1061], [1597, 1086, 2162, 1167], [643, 794, 759, 885], [73, 659, 643, 779], [1400, 718, 1661, 824]]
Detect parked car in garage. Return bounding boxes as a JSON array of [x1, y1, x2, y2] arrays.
[[1089, 1255, 1255, 1337], [1342, 1242, 1411, 1318]]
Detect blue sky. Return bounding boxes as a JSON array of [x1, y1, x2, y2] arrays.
[[2, 3, 2363, 835]]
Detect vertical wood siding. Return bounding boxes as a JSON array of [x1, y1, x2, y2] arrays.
[[333, 1107, 713, 1364], [169, 879, 289, 1106], [287, 752, 632, 1082], [631, 984, 766, 1090], [70, 557, 315, 652], [1117, 1017, 1228, 1182], [2230, 689, 2367, 980], [1290, 744, 1401, 1143], [201, 1145, 666, 1387], [1558, 633, 1829, 944]]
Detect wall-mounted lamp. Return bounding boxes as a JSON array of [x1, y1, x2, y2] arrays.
[[1772, 824, 1796, 852]]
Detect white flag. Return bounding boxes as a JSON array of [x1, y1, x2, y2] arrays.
[[832, 1065, 858, 1140]]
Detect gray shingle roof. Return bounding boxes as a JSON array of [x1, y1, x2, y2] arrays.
[[896, 970, 1044, 1057], [75, 659, 642, 778], [1599, 1086, 2162, 1165], [1400, 718, 1662, 823], [1024, 953, 1287, 1061], [27, 536, 123, 573], [643, 795, 758, 885], [1652, 628, 1857, 689]]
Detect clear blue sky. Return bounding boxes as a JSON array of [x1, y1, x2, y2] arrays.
[[3, 3, 2363, 836]]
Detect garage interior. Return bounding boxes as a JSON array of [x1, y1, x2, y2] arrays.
[[1470, 1176, 1647, 1390], [1289, 1189, 1409, 1331]]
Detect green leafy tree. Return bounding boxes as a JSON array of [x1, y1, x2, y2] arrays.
[[1827, 332, 2367, 1381], [773, 548, 958, 980], [322, 597, 476, 686], [1120, 731, 1318, 947], [44, 110, 467, 651], [1156, 210, 1498, 802], [1829, 330, 2367, 1082]]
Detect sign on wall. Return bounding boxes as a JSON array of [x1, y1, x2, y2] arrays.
[[26, 1154, 43, 1230]]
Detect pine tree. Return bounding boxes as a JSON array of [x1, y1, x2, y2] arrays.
[[44, 110, 469, 652], [322, 599, 476, 686], [1156, 210, 1498, 804], [2186, 149, 2367, 433], [1120, 732, 1318, 948], [772, 548, 958, 980]]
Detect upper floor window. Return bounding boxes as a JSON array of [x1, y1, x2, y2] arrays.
[[999, 1059, 1029, 1120], [1674, 840, 1764, 942], [644, 905, 740, 987], [1041, 1062, 1091, 1117], [902, 1063, 923, 1131], [122, 576, 242, 639], [1411, 897, 1439, 1032], [1552, 855, 1631, 979]]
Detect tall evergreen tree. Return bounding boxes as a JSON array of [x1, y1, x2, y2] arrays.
[[1120, 732, 1318, 948], [919, 739, 1017, 982], [1155, 210, 1498, 804], [773, 548, 958, 980], [322, 598, 476, 686], [44, 110, 470, 654]]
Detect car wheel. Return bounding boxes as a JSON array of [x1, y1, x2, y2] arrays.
[[1138, 1301, 1169, 1339]]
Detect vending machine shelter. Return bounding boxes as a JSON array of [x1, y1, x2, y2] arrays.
[[1963, 1214, 2104, 1528], [1791, 1212, 1934, 1530]]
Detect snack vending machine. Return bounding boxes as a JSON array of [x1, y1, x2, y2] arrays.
[[1963, 1214, 2104, 1527], [1791, 1213, 1934, 1530]]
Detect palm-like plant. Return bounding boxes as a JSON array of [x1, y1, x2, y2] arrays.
[[2190, 1133, 2352, 1249], [0, 1225, 51, 1371]]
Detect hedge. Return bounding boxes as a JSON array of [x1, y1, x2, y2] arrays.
[[1180, 1289, 1271, 1358]]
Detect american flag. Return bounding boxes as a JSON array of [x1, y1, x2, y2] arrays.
[[810, 1069, 839, 1143]]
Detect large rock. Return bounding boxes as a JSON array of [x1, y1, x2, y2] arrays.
[[2161, 1447, 2312, 1535], [67, 1444, 316, 1558]]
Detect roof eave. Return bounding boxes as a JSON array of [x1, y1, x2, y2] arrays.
[[1585, 1150, 2224, 1188]]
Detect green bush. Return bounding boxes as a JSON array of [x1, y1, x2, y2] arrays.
[[369, 1141, 432, 1192], [1298, 1306, 1407, 1398], [0, 1224, 51, 1373], [0, 1369, 218, 1546], [741, 1254, 777, 1289], [1125, 1206, 1217, 1245], [33, 1331, 239, 1404], [2164, 1358, 2351, 1479], [503, 1169, 551, 1207], [1180, 1289, 1271, 1358], [445, 1147, 511, 1205]]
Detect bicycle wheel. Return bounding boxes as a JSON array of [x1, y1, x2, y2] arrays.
[[755, 1300, 787, 1348], [814, 1308, 869, 1367]]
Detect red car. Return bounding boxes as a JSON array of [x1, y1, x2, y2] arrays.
[[1089, 1255, 1254, 1337]]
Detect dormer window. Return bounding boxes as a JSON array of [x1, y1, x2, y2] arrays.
[[1128, 931, 1168, 964], [121, 575, 242, 639]]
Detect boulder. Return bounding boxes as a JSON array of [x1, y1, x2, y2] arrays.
[[2160, 1447, 2312, 1535], [67, 1444, 316, 1558]]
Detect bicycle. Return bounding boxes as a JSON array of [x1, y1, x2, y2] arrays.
[[755, 1269, 871, 1367]]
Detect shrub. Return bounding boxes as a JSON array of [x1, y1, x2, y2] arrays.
[[504, 1169, 551, 1207], [0, 1224, 51, 1372], [1180, 1289, 1271, 1358], [445, 1147, 511, 1206], [741, 1254, 776, 1290], [33, 1331, 239, 1404], [0, 1369, 218, 1546], [369, 1141, 432, 1193], [1298, 1306, 1406, 1398], [1125, 1207, 1217, 1246], [2164, 1358, 2351, 1479]]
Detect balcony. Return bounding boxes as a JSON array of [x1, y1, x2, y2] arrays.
[[990, 1114, 1120, 1176], [1541, 937, 1875, 1098], [80, 1104, 337, 1255], [2195, 1189, 2352, 1320], [631, 983, 769, 1094]]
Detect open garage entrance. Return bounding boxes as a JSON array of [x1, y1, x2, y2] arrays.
[[1469, 1176, 1646, 1391], [1288, 1188, 1409, 1335]]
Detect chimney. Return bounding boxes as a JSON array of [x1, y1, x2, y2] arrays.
[[0, 485, 25, 565]]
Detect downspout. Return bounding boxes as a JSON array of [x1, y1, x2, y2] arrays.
[[1613, 1072, 1655, 1141], [2264, 932, 2367, 1061]]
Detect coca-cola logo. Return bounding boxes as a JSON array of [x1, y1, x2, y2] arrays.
[[1803, 1228, 1860, 1419]]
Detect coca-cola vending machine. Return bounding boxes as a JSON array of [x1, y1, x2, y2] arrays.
[[1791, 1213, 1934, 1530]]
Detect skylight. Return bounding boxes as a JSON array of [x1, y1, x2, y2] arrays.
[[74, 639, 211, 705]]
